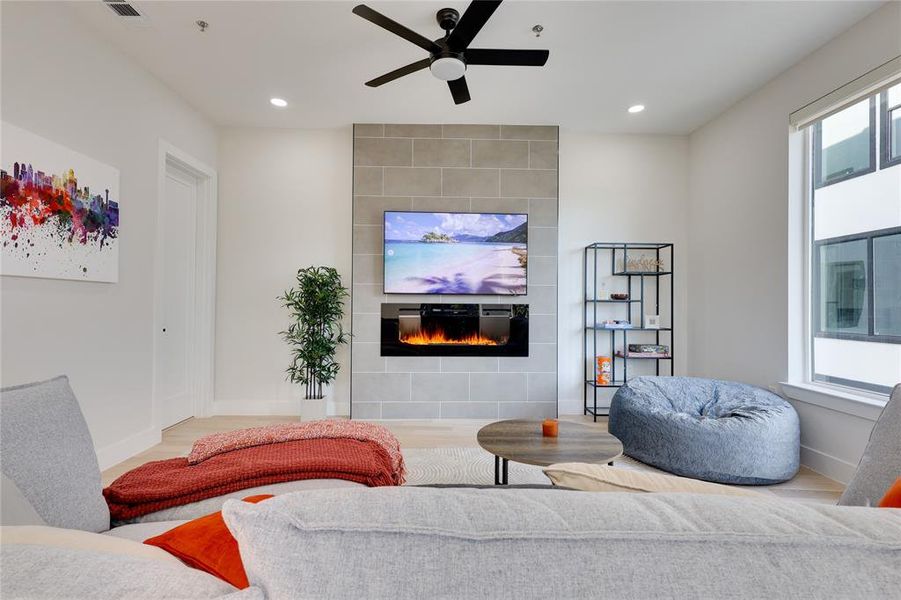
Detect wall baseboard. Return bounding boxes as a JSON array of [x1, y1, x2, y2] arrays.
[[211, 400, 301, 416], [800, 444, 858, 485], [96, 426, 161, 471]]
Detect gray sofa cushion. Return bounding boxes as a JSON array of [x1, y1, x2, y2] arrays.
[[222, 487, 901, 599], [0, 544, 253, 599], [840, 383, 901, 506], [1, 474, 46, 526], [0, 376, 110, 532]]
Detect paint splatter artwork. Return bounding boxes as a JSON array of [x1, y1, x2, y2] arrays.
[[1, 122, 119, 282]]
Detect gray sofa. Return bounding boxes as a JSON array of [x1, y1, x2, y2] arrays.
[[2, 376, 900, 599]]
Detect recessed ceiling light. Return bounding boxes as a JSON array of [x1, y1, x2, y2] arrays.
[[270, 98, 288, 108], [628, 104, 645, 114]]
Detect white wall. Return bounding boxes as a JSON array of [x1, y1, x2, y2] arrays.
[[558, 132, 689, 414], [214, 128, 352, 415], [687, 1, 901, 481], [0, 2, 217, 468]]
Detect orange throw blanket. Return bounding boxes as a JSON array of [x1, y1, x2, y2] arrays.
[[104, 423, 405, 521]]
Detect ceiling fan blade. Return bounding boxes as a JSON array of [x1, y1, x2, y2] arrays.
[[448, 77, 471, 105], [446, 0, 503, 50], [353, 4, 441, 54], [365, 58, 431, 87], [465, 48, 549, 66]]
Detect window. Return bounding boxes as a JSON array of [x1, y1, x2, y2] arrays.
[[881, 82, 901, 168], [806, 82, 901, 397], [813, 97, 875, 188]]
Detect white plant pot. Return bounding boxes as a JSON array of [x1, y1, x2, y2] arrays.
[[299, 383, 337, 420]]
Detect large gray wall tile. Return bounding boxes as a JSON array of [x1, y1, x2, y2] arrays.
[[352, 284, 383, 314], [352, 342, 384, 373], [385, 124, 442, 138], [442, 124, 499, 139], [470, 373, 527, 402], [529, 141, 558, 169], [354, 196, 412, 224], [500, 125, 558, 140], [413, 138, 471, 167], [411, 373, 469, 403], [384, 167, 442, 196], [354, 137, 412, 166], [353, 254, 383, 284], [440, 356, 499, 372], [352, 373, 411, 402], [499, 343, 556, 372], [471, 140, 529, 168], [354, 167, 383, 195], [529, 314, 557, 343], [528, 198, 557, 226], [528, 257, 557, 285], [470, 197, 528, 215], [354, 124, 384, 137], [352, 313, 381, 342], [529, 227, 558, 257], [501, 169, 558, 198], [381, 402, 440, 419], [518, 285, 556, 314], [442, 168, 499, 197], [353, 225, 382, 254], [499, 402, 556, 418], [387, 356, 442, 373], [527, 372, 557, 402], [412, 196, 471, 212], [440, 402, 498, 419], [351, 402, 382, 419]]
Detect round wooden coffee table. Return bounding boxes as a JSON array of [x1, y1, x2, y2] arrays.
[[477, 419, 623, 485]]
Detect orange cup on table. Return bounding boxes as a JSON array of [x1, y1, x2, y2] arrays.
[[542, 418, 558, 437]]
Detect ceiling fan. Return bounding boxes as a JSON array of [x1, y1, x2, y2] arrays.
[[352, 0, 549, 105]]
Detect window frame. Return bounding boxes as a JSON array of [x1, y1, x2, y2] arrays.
[[812, 96, 877, 189], [880, 87, 901, 169], [812, 225, 901, 345]]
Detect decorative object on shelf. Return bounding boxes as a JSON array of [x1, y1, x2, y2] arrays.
[[596, 356, 612, 385], [279, 266, 350, 401], [584, 242, 675, 421], [541, 418, 558, 438], [1, 122, 120, 282], [620, 256, 666, 273], [629, 344, 669, 354]]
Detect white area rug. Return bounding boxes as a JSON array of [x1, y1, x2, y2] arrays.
[[401, 447, 653, 486]]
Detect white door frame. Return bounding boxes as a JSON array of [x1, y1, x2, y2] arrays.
[[153, 140, 217, 428]]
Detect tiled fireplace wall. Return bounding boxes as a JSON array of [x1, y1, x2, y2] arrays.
[[351, 124, 558, 420]]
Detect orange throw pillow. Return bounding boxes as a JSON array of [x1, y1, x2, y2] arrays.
[[144, 494, 272, 588], [878, 477, 901, 508]]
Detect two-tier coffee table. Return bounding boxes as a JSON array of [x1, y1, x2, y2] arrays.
[[477, 419, 624, 485]]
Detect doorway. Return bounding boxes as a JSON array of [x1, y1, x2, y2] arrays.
[[154, 142, 217, 430]]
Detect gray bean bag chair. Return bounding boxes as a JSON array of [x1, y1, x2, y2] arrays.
[[609, 377, 800, 484]]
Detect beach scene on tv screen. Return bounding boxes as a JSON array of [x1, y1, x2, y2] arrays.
[[384, 211, 528, 294]]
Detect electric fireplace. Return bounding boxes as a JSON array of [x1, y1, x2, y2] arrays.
[[380, 303, 529, 357]]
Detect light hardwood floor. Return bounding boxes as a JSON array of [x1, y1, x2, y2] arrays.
[[101, 415, 845, 503]]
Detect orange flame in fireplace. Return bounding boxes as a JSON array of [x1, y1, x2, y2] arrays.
[[400, 329, 503, 346]]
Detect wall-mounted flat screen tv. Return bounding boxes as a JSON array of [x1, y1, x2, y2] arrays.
[[383, 211, 528, 295]]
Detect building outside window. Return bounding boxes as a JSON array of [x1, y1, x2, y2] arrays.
[[808, 82, 901, 396]]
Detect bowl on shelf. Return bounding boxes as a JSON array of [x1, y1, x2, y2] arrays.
[[610, 293, 630, 300]]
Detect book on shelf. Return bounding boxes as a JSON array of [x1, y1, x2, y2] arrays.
[[628, 344, 669, 353], [615, 351, 671, 359]]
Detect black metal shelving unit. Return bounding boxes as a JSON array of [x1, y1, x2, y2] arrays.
[[583, 242, 674, 421]]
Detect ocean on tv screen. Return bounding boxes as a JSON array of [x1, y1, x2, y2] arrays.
[[383, 211, 528, 295]]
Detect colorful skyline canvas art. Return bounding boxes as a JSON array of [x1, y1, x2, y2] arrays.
[[1, 122, 119, 282], [384, 211, 528, 295]]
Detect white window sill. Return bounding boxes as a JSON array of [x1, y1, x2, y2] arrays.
[[780, 381, 887, 421]]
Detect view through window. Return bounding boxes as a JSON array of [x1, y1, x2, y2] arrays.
[[809, 82, 901, 395]]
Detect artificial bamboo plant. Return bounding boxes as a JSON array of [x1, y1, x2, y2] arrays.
[[279, 266, 349, 400]]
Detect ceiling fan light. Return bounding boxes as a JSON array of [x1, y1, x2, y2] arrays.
[[430, 57, 466, 81]]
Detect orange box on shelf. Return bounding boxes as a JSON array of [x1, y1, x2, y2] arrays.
[[596, 356, 612, 385]]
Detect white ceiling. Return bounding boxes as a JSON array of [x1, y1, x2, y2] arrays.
[[70, 0, 884, 134]]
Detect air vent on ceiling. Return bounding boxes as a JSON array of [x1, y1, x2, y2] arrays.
[[104, 1, 142, 18]]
